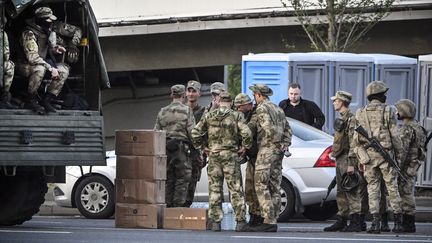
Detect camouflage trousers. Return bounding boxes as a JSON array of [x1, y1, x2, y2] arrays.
[[364, 161, 402, 214], [255, 147, 283, 224], [398, 175, 416, 215], [3, 60, 14, 92], [165, 141, 192, 207], [16, 62, 69, 96], [245, 158, 260, 215], [207, 150, 245, 223], [335, 154, 361, 217], [360, 174, 388, 215], [184, 150, 202, 207]]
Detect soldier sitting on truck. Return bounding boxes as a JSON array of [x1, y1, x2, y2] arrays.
[[16, 7, 70, 114], [0, 30, 17, 109], [52, 20, 82, 65]]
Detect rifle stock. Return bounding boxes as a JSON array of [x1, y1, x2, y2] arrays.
[[321, 176, 337, 207]]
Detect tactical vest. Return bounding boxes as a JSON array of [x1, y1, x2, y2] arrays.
[[407, 122, 427, 162], [357, 102, 393, 149], [26, 23, 50, 59]]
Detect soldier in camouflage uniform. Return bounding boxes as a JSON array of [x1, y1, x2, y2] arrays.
[[248, 84, 292, 232], [52, 21, 82, 65], [352, 81, 405, 234], [234, 93, 262, 226], [204, 82, 226, 113], [154, 84, 195, 207], [395, 99, 426, 233], [191, 92, 252, 232], [1, 31, 16, 109], [184, 80, 206, 207], [16, 7, 69, 114], [324, 91, 362, 232]]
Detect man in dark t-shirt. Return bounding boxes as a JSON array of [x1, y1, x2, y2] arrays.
[[278, 83, 325, 130]]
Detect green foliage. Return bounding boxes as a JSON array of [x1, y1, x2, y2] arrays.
[[227, 64, 241, 98]]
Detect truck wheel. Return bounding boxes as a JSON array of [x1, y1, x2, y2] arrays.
[[0, 168, 47, 226], [74, 175, 115, 219]]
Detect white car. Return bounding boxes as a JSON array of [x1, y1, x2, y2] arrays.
[[53, 118, 337, 220]]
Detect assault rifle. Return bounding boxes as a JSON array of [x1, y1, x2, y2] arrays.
[[321, 176, 337, 208], [355, 125, 408, 182]]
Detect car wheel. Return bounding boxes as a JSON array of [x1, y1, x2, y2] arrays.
[[278, 179, 295, 222], [302, 201, 337, 221], [74, 175, 115, 219]]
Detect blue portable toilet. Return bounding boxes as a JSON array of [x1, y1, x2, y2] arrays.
[[359, 54, 418, 110], [418, 54, 432, 187]]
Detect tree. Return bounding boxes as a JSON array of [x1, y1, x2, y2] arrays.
[[281, 0, 395, 52], [227, 64, 241, 98]]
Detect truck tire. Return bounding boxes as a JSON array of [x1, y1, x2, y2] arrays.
[[0, 167, 47, 226]]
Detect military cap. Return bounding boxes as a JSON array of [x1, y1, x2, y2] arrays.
[[234, 93, 252, 107], [210, 82, 226, 94], [35, 7, 57, 20], [248, 83, 273, 96], [331, 90, 352, 103], [219, 92, 232, 103], [171, 84, 185, 95], [187, 80, 201, 91], [366, 81, 388, 96]]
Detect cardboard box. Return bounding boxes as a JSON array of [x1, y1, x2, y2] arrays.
[[115, 203, 165, 229], [115, 130, 166, 156], [116, 155, 167, 180], [116, 179, 165, 204], [163, 207, 207, 230]]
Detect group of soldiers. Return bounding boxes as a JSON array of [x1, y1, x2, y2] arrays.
[[326, 80, 426, 234], [154, 81, 291, 232], [2, 7, 81, 113]]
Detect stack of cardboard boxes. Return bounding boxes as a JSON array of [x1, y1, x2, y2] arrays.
[[115, 129, 166, 229]]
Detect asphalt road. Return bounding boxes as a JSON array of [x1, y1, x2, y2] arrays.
[[1, 216, 432, 243]]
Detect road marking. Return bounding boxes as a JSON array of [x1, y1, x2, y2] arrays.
[[354, 234, 432, 238], [279, 226, 323, 230], [0, 229, 71, 234], [26, 221, 63, 224], [232, 236, 432, 242]]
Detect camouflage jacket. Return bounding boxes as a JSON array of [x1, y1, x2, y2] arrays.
[[332, 109, 357, 166], [191, 103, 205, 123], [154, 100, 195, 143], [399, 120, 426, 174], [352, 100, 406, 165], [191, 106, 252, 153], [4, 32, 10, 62], [256, 99, 292, 149]]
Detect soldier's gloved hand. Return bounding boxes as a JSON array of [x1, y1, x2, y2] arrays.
[[347, 165, 354, 175], [51, 68, 60, 80], [67, 45, 80, 64], [53, 45, 66, 54]]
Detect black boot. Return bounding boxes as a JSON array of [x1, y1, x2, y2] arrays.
[[248, 223, 277, 232], [392, 213, 403, 233], [0, 91, 17, 109], [42, 92, 57, 113], [342, 214, 362, 232], [248, 214, 262, 227], [381, 212, 390, 232], [324, 215, 347, 232], [403, 214, 416, 233], [360, 214, 367, 231], [25, 94, 45, 114], [367, 213, 381, 234]]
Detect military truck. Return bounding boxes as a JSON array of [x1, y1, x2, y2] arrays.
[[0, 0, 109, 225]]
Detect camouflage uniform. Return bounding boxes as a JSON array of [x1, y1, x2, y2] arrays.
[[204, 82, 226, 113], [184, 80, 206, 207], [191, 92, 252, 228], [352, 81, 405, 234], [249, 84, 292, 230], [16, 7, 70, 113], [325, 91, 362, 232], [234, 93, 261, 220], [52, 21, 82, 64], [1, 32, 16, 109], [154, 85, 195, 207], [396, 99, 426, 233]]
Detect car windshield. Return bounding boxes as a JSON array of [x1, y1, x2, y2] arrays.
[[288, 118, 332, 141]]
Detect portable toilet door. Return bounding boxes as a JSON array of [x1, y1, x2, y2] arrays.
[[418, 54, 432, 187], [241, 53, 290, 104], [359, 54, 418, 116]]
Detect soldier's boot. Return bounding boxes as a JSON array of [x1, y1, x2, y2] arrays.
[[402, 214, 416, 233], [380, 212, 391, 232], [0, 91, 17, 109], [248, 223, 277, 232], [360, 214, 367, 231], [367, 214, 381, 234], [42, 92, 57, 113], [25, 94, 45, 115], [248, 214, 263, 227], [323, 215, 347, 232], [235, 221, 249, 232], [392, 213, 403, 233], [342, 214, 362, 232], [211, 221, 221, 232]]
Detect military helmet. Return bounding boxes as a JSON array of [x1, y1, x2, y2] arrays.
[[219, 92, 232, 103], [249, 83, 273, 96], [366, 81, 388, 97], [395, 99, 416, 118], [341, 171, 362, 192], [234, 93, 252, 107]]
